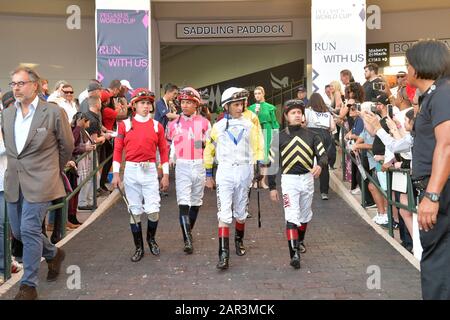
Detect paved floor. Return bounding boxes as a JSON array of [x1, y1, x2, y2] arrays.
[[2, 178, 422, 300]]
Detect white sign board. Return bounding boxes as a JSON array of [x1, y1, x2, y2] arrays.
[[176, 22, 293, 39], [311, 0, 366, 94]]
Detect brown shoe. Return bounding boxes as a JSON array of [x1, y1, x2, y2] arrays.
[[66, 222, 79, 230], [46, 248, 66, 282], [14, 284, 38, 300]]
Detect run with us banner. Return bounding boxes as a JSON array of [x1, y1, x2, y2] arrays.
[[311, 0, 366, 95], [96, 0, 150, 90]]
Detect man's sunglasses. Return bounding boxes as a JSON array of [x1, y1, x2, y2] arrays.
[[63, 91, 74, 94]]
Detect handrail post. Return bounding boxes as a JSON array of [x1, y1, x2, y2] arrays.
[[407, 174, 416, 213], [386, 171, 394, 238], [61, 199, 68, 239], [361, 173, 366, 208], [92, 150, 98, 209], [3, 200, 11, 281]]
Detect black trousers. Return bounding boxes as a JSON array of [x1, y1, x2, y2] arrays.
[[419, 180, 450, 300], [99, 141, 113, 189], [361, 153, 375, 206], [311, 128, 331, 194]]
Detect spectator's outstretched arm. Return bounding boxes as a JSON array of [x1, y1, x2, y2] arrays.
[[376, 128, 413, 154]]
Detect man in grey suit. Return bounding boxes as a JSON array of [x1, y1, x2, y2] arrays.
[[1, 66, 74, 300]]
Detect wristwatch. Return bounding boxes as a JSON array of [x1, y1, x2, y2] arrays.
[[424, 192, 440, 203]]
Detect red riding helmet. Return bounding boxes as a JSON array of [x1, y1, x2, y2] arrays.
[[130, 88, 155, 104], [177, 87, 201, 105]]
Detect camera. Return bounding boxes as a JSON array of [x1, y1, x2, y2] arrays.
[[355, 103, 361, 111], [373, 82, 386, 91]]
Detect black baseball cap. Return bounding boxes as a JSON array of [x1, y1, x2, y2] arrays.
[[87, 83, 102, 92], [1, 91, 15, 108], [373, 93, 390, 106]]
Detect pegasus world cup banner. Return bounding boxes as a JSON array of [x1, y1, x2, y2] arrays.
[[96, 0, 150, 90], [311, 0, 366, 95]]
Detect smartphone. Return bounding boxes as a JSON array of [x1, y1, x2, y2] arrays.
[[370, 103, 378, 114], [373, 82, 386, 91], [387, 104, 394, 118]]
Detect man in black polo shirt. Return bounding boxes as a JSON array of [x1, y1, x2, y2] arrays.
[[407, 40, 450, 300], [86, 96, 105, 143], [363, 63, 383, 102]]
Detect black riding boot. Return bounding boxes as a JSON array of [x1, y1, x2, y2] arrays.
[[287, 222, 300, 269], [130, 223, 144, 262], [147, 220, 160, 256], [217, 227, 230, 270], [298, 223, 308, 254], [180, 215, 193, 254], [189, 206, 200, 231], [235, 221, 246, 256], [179, 205, 193, 253]]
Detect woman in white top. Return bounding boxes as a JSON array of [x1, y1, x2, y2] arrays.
[[305, 93, 336, 200]]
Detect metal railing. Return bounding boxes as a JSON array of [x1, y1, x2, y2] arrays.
[[338, 124, 417, 238], [2, 145, 113, 282]]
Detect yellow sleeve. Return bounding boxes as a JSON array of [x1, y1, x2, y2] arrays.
[[204, 124, 218, 169], [250, 121, 264, 163], [252, 112, 261, 128]]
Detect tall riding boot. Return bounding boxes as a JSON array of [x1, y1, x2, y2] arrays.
[[287, 222, 300, 269], [235, 221, 246, 256], [179, 205, 193, 253], [147, 220, 160, 256], [180, 215, 193, 254], [189, 206, 200, 231], [130, 223, 144, 262], [298, 223, 308, 253], [216, 227, 230, 270]]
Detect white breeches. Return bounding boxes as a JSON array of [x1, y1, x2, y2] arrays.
[[216, 164, 253, 224], [175, 159, 206, 207], [124, 162, 160, 215], [281, 173, 314, 226]]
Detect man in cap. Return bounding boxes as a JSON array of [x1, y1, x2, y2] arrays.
[[269, 99, 327, 269], [120, 80, 134, 96], [79, 81, 102, 114], [204, 87, 264, 270], [296, 86, 309, 106], [166, 87, 211, 254], [367, 93, 394, 226], [111, 88, 169, 262]]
